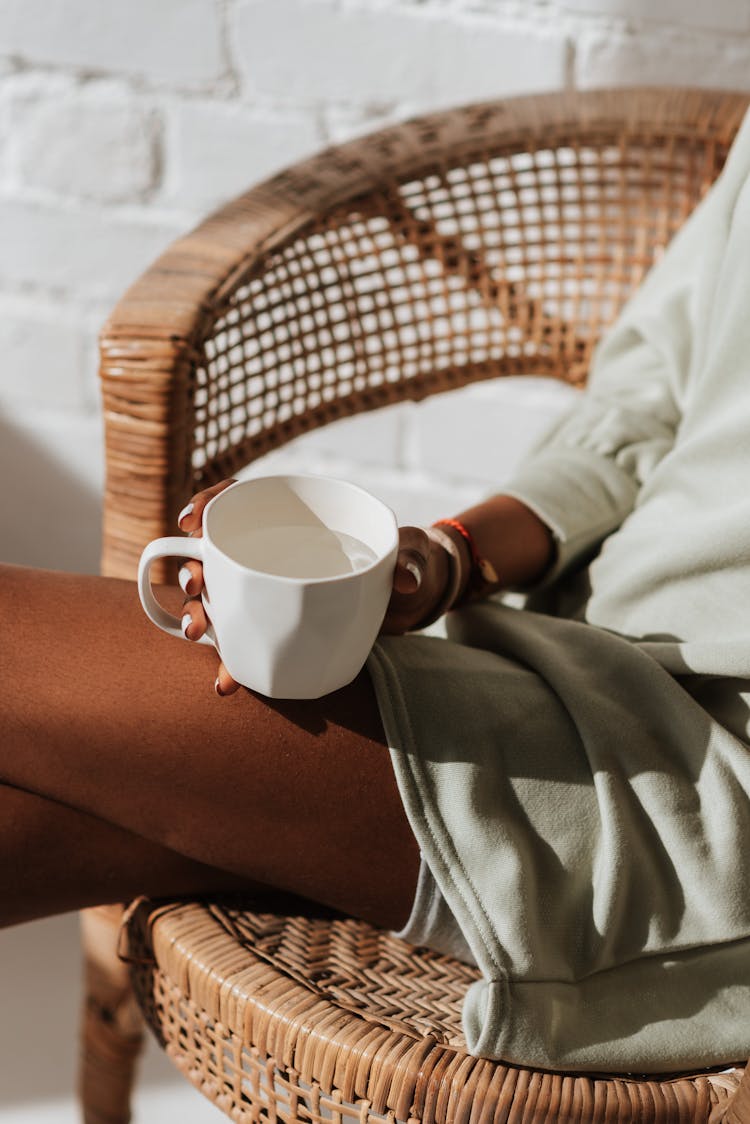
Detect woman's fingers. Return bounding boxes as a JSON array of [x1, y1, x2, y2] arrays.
[[392, 531, 429, 594], [180, 596, 208, 642], [381, 527, 442, 634], [215, 662, 241, 697], [177, 482, 236, 692], [178, 560, 203, 596], [177, 478, 237, 537], [180, 599, 239, 696]]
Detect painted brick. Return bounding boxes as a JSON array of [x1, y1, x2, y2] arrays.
[[409, 377, 578, 486], [558, 0, 750, 33], [0, 0, 224, 86], [0, 100, 9, 184], [276, 402, 408, 467], [0, 201, 183, 299], [322, 103, 416, 145], [81, 303, 116, 409], [576, 29, 750, 90], [0, 408, 103, 572], [165, 101, 321, 210], [232, 0, 568, 107], [243, 447, 483, 526], [12, 84, 158, 202], [345, 468, 485, 527], [0, 298, 84, 409]]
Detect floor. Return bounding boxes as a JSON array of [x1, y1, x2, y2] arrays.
[[0, 912, 223, 1123]]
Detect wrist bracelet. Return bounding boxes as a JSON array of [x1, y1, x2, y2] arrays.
[[433, 518, 499, 599]]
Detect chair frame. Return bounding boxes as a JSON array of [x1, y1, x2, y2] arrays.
[[82, 86, 750, 1124]]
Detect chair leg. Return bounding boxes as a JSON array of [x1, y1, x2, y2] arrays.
[[78, 905, 145, 1124]]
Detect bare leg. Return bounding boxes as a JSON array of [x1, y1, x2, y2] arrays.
[[0, 563, 420, 931], [0, 782, 255, 927]]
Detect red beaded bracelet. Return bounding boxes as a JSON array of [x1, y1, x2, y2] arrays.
[[433, 518, 499, 594]]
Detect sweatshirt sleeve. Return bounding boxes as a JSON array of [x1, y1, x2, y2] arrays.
[[504, 107, 750, 582]]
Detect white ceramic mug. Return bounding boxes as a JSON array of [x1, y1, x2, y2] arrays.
[[137, 474, 399, 699]]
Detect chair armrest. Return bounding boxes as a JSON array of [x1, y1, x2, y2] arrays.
[[99, 187, 305, 578]]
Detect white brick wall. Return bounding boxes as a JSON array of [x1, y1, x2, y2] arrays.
[[12, 79, 159, 202], [0, 0, 749, 574], [0, 294, 83, 407], [560, 0, 750, 33], [0, 0, 225, 85], [165, 99, 321, 211], [232, 1, 568, 107], [575, 27, 750, 89]]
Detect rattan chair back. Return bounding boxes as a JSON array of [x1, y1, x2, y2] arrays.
[[100, 86, 748, 581]]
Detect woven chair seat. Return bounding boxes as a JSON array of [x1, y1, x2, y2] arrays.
[[123, 898, 744, 1123], [82, 86, 750, 1124]]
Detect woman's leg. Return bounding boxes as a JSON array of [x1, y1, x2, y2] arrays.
[[0, 783, 255, 928], [0, 562, 420, 930]]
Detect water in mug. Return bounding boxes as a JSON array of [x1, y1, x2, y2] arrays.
[[225, 524, 378, 578]]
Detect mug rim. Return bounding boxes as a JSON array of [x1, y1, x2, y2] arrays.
[[201, 472, 399, 584]]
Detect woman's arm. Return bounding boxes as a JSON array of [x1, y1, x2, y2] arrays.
[[381, 496, 555, 635], [388, 108, 750, 634], [439, 494, 555, 592]]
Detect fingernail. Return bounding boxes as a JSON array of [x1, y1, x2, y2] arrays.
[[177, 502, 194, 528], [178, 566, 191, 593], [214, 677, 225, 697], [405, 561, 422, 589], [181, 613, 192, 639]]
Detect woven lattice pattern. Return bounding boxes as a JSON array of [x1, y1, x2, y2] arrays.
[[192, 132, 724, 482], [124, 899, 742, 1124], [212, 904, 478, 1044]]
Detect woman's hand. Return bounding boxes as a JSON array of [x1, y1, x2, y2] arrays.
[[175, 485, 479, 688], [176, 478, 434, 695], [380, 526, 466, 635], [176, 478, 241, 696], [381, 497, 556, 635]]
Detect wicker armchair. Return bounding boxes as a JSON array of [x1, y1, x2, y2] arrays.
[[81, 87, 750, 1124]]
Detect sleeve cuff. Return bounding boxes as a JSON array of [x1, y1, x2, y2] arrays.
[[503, 445, 639, 586]]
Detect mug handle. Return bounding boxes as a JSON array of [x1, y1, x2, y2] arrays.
[[137, 536, 214, 646]]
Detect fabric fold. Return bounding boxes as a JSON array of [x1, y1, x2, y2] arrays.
[[368, 599, 750, 1072]]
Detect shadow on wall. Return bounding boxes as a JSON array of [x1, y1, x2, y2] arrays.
[[0, 411, 195, 1113], [0, 913, 192, 1114], [0, 913, 87, 1111], [0, 413, 103, 573]]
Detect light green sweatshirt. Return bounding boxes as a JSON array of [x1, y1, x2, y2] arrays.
[[368, 105, 750, 1074]]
